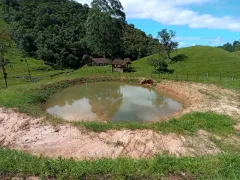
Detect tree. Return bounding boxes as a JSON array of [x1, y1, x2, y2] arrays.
[[217, 41, 240, 52], [0, 43, 11, 88], [3, 0, 161, 67], [0, 30, 12, 88], [147, 50, 169, 73], [123, 24, 160, 60], [157, 29, 178, 59], [85, 0, 125, 58], [233, 41, 240, 51], [3, 0, 90, 69], [20, 54, 32, 82]]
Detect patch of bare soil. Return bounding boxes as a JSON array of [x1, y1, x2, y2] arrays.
[[0, 108, 219, 160], [156, 80, 240, 121], [0, 176, 39, 180], [0, 81, 239, 160]]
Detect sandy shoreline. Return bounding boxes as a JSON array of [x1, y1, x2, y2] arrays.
[[0, 81, 239, 159]]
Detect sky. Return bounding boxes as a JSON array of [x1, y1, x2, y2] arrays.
[[77, 0, 240, 47]]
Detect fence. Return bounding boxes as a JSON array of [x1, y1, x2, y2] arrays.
[[1, 65, 239, 88], [82, 66, 240, 87]]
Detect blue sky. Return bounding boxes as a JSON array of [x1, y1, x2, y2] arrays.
[[78, 0, 240, 47]]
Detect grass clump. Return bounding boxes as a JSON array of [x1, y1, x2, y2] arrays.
[[75, 121, 149, 132], [153, 112, 237, 136], [76, 112, 237, 136]]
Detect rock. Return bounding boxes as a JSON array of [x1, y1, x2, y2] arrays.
[[139, 78, 155, 85], [234, 124, 240, 132]]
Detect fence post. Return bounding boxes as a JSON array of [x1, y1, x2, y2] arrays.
[[219, 74, 221, 80], [206, 73, 209, 80], [232, 75, 235, 82], [196, 72, 198, 80]]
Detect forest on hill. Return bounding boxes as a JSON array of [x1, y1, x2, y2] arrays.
[[1, 0, 160, 69]]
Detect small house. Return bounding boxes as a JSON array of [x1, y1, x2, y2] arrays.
[[90, 58, 109, 66], [111, 58, 131, 73]]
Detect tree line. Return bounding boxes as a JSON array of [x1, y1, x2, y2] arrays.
[[2, 0, 161, 69], [217, 41, 240, 52]]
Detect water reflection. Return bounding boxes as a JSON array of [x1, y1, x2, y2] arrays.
[[46, 82, 183, 122]]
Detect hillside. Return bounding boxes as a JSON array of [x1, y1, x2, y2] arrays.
[[233, 51, 240, 56], [2, 0, 160, 69], [133, 46, 240, 77], [0, 8, 58, 87]]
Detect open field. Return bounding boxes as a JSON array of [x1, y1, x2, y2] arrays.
[[0, 45, 240, 179], [1, 9, 240, 179]]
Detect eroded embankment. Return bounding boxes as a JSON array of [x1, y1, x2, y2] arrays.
[[0, 81, 240, 160], [156, 80, 240, 120], [0, 108, 220, 159]]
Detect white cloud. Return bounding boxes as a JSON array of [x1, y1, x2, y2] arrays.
[[179, 42, 186, 47], [175, 36, 229, 46], [76, 0, 240, 32]]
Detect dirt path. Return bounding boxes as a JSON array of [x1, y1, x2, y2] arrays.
[[0, 81, 239, 160]]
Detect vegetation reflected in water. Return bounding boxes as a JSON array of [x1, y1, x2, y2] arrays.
[[46, 82, 183, 122]]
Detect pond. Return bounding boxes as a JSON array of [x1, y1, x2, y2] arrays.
[[46, 82, 183, 123]]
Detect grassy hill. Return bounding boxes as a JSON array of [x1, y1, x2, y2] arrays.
[[133, 46, 240, 77], [233, 51, 240, 56]]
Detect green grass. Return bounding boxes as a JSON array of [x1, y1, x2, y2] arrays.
[[1, 148, 240, 179], [134, 46, 240, 77], [232, 51, 240, 56], [76, 112, 237, 136]]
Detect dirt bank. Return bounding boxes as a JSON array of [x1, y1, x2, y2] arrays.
[[0, 81, 239, 160], [0, 108, 219, 159], [156, 80, 240, 120]]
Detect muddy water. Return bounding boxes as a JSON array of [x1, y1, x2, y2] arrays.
[[46, 82, 183, 123]]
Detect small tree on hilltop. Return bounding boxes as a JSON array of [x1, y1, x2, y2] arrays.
[[157, 29, 179, 59]]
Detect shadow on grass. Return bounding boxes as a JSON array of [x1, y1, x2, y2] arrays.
[[153, 69, 175, 74], [170, 54, 188, 63]]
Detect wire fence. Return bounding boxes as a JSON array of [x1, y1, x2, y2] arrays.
[[1, 65, 239, 88], [82, 66, 240, 87]]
